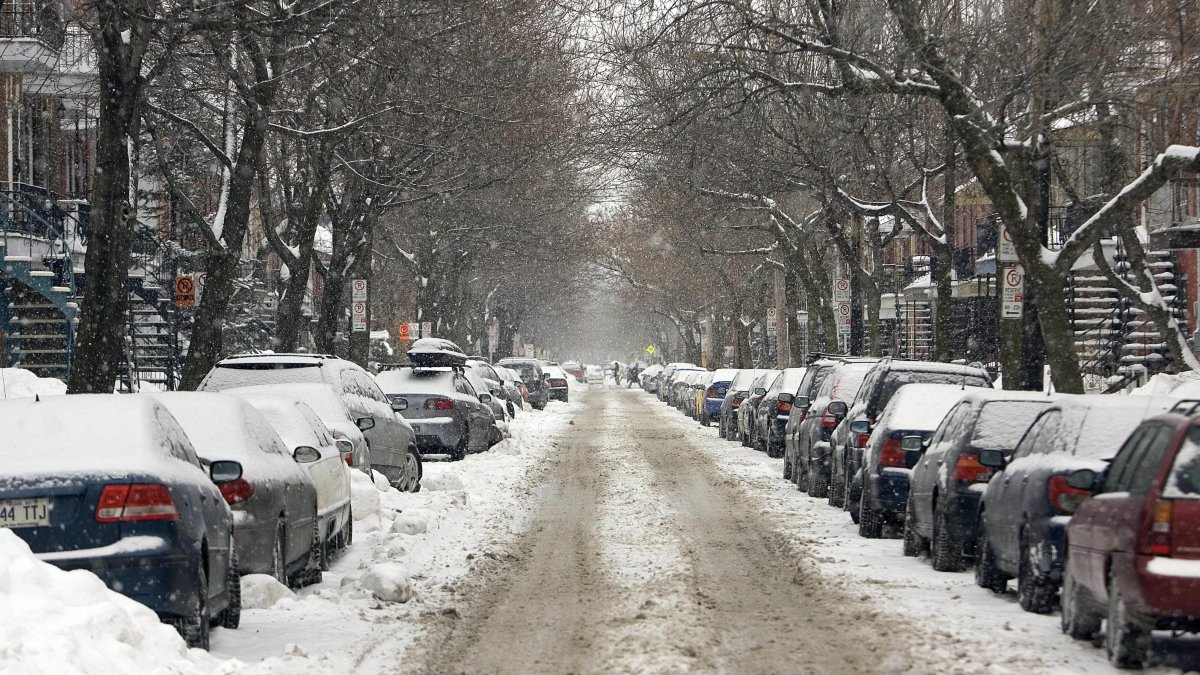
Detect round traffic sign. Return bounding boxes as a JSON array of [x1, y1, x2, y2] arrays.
[[353, 279, 366, 291], [766, 307, 777, 317], [838, 303, 851, 316], [176, 276, 194, 294], [835, 278, 849, 292], [1004, 267, 1023, 287], [353, 302, 366, 313]]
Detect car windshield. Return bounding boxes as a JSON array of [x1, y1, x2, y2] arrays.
[[970, 400, 1049, 450], [1165, 427, 1200, 499]]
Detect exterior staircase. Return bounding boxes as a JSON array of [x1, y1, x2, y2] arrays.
[[119, 276, 178, 392], [0, 241, 78, 380]]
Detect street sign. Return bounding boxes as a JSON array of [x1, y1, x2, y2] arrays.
[[397, 323, 411, 341], [1001, 264, 1025, 319], [421, 321, 432, 338], [196, 272, 206, 302], [766, 307, 778, 334], [645, 344, 655, 355], [524, 343, 535, 358], [351, 279, 367, 302], [487, 318, 498, 354], [408, 322, 420, 337], [175, 275, 195, 307], [833, 278, 851, 303], [998, 224, 1018, 263], [351, 302, 367, 332], [836, 301, 852, 334]]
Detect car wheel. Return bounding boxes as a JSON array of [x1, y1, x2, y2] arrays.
[[700, 413, 710, 427], [807, 459, 828, 498], [1105, 567, 1150, 668], [783, 455, 793, 481], [847, 473, 863, 524], [931, 505, 965, 572], [343, 508, 354, 548], [902, 497, 923, 557], [450, 435, 467, 462], [858, 495, 883, 539], [507, 401, 516, 418], [974, 521, 1008, 594], [794, 454, 808, 491], [718, 416, 726, 437], [1060, 552, 1102, 641], [767, 434, 782, 459], [397, 447, 422, 493], [271, 521, 287, 584], [1017, 532, 1058, 614], [827, 467, 844, 507], [174, 565, 210, 649], [217, 548, 241, 629], [299, 516, 325, 586]]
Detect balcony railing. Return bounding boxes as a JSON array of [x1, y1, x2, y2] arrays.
[[0, 2, 65, 51]]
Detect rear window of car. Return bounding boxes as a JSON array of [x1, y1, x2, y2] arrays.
[[499, 361, 539, 380], [1069, 406, 1161, 460], [202, 362, 322, 391], [1165, 427, 1200, 499], [875, 370, 990, 414], [825, 364, 873, 401], [376, 368, 456, 395], [970, 400, 1048, 450]]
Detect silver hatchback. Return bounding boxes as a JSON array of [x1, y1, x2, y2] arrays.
[[375, 367, 498, 461]]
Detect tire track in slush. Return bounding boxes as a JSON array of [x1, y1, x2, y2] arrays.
[[413, 388, 887, 674]]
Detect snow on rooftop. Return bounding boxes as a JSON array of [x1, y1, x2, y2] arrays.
[[874, 383, 967, 431]]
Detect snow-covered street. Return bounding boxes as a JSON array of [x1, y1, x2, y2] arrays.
[[7, 385, 1200, 674]]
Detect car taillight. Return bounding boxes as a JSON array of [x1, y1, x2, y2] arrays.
[[425, 397, 455, 410], [821, 410, 838, 430], [95, 484, 178, 522], [855, 432, 871, 447], [707, 387, 718, 398], [1147, 499, 1173, 556], [878, 438, 906, 468], [732, 396, 745, 407], [1046, 475, 1091, 514], [951, 453, 991, 482], [219, 479, 256, 505]]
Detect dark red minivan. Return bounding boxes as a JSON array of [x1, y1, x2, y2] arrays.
[[1060, 405, 1200, 668]]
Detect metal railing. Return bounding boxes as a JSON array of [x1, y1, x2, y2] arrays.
[[0, 187, 77, 296], [0, 2, 65, 50]]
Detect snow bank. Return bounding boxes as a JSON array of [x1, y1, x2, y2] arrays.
[[1130, 370, 1200, 397], [0, 530, 216, 674], [241, 574, 296, 610], [360, 563, 414, 603], [0, 368, 66, 399]]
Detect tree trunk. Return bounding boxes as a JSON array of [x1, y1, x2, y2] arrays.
[[67, 5, 145, 393], [1027, 263, 1084, 393]]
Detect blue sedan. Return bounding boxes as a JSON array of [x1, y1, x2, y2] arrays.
[[0, 395, 240, 649]]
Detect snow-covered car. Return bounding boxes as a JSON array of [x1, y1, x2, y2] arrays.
[[542, 364, 571, 402], [639, 363, 664, 392], [375, 366, 500, 460], [236, 393, 354, 566], [222, 382, 371, 470], [496, 366, 529, 406], [585, 365, 604, 384], [497, 358, 549, 409], [151, 392, 323, 586], [198, 353, 419, 492], [0, 395, 240, 649], [466, 359, 518, 419], [561, 361, 585, 382]]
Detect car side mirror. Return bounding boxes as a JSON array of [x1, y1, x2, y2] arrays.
[[794, 395, 810, 410], [849, 420, 870, 435], [209, 460, 243, 483], [542, 373, 551, 380], [1065, 468, 1098, 492], [754, 387, 766, 396], [827, 400, 848, 417], [778, 393, 794, 404], [479, 393, 493, 403], [334, 438, 354, 456], [293, 446, 321, 463], [391, 397, 408, 412], [900, 435, 924, 452], [356, 417, 376, 431], [978, 448, 1007, 469]]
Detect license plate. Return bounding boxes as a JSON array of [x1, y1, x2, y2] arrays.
[[0, 497, 50, 528]]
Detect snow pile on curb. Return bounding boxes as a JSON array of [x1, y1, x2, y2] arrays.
[[0, 530, 217, 673], [1130, 371, 1200, 397], [241, 574, 296, 609], [360, 563, 413, 603], [0, 368, 66, 399]]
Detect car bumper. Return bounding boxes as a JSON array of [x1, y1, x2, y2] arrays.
[[408, 417, 466, 451], [549, 388, 569, 401], [943, 490, 983, 549], [39, 538, 199, 618], [867, 468, 911, 514], [1130, 556, 1200, 621]]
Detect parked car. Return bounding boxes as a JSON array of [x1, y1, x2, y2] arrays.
[[831, 359, 991, 509], [699, 368, 739, 427], [739, 370, 780, 446], [465, 361, 511, 422], [466, 358, 519, 418], [657, 363, 698, 402], [670, 368, 704, 410], [151, 392, 323, 587], [854, 384, 968, 538], [783, 359, 846, 483], [1060, 405, 1200, 668], [586, 364, 605, 384], [904, 390, 1056, 572], [198, 353, 418, 491], [792, 360, 876, 496], [752, 367, 808, 458], [640, 364, 664, 392], [975, 395, 1176, 613], [719, 369, 761, 441], [495, 366, 529, 406], [562, 361, 585, 382], [375, 365, 500, 460], [0, 395, 240, 648], [236, 393, 354, 566], [691, 371, 716, 421], [498, 357, 549, 409], [542, 364, 571, 403]]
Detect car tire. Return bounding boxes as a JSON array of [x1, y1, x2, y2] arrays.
[[507, 401, 516, 418], [397, 447, 422, 493], [217, 548, 241, 629], [902, 498, 923, 557], [974, 522, 1008, 594], [794, 455, 808, 491], [827, 468, 844, 507], [783, 455, 793, 481], [717, 416, 725, 436], [174, 565, 210, 649], [847, 473, 863, 524], [931, 506, 966, 572], [858, 496, 883, 539], [1017, 533, 1057, 614], [807, 460, 828, 498], [271, 521, 287, 584], [1105, 568, 1150, 668], [342, 507, 354, 548], [450, 436, 467, 462], [767, 435, 782, 459], [299, 516, 325, 586], [1060, 553, 1101, 641]]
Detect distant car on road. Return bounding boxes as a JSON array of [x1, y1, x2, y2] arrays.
[[586, 365, 605, 384]]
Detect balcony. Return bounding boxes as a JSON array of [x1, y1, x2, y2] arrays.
[[0, 2, 64, 74]]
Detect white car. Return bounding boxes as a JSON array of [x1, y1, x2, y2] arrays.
[[585, 365, 605, 384], [236, 393, 354, 566]]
